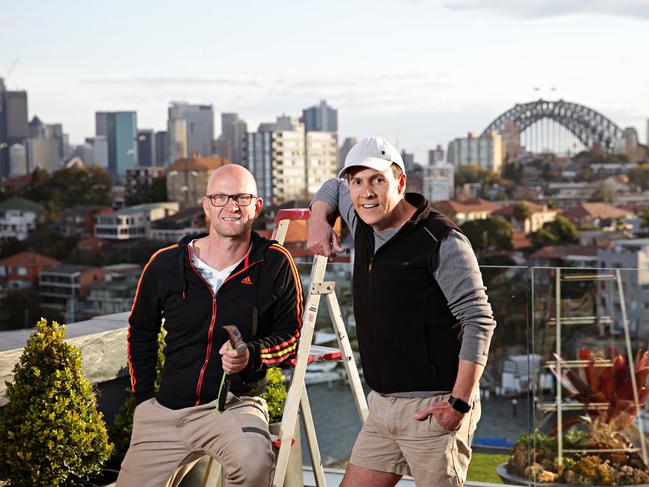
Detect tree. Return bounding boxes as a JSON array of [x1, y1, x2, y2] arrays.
[[21, 166, 112, 214], [640, 208, 649, 236], [455, 164, 498, 187], [529, 215, 580, 249], [0, 289, 64, 331], [588, 187, 611, 202], [629, 163, 649, 191], [512, 202, 531, 224], [460, 216, 513, 252], [0, 319, 112, 486]]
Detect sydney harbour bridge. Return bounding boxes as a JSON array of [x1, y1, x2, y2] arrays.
[[479, 99, 624, 156]]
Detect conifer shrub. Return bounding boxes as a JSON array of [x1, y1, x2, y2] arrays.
[[0, 319, 113, 486]]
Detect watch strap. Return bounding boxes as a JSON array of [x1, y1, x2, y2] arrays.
[[448, 395, 471, 413]]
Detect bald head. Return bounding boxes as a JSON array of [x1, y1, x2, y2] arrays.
[[207, 164, 258, 196]]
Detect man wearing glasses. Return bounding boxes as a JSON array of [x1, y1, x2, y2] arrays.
[[119, 164, 303, 487]]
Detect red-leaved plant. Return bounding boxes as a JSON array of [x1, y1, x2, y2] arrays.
[[549, 348, 649, 430]]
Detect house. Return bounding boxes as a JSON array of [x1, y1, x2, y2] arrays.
[[94, 202, 179, 240], [501, 354, 553, 394], [528, 244, 601, 267], [0, 252, 61, 291], [166, 153, 230, 207], [80, 264, 141, 318], [433, 198, 501, 224], [492, 200, 557, 233], [149, 206, 206, 242], [39, 264, 107, 322], [598, 239, 649, 335], [0, 197, 45, 241], [52, 206, 113, 236], [562, 202, 634, 230]]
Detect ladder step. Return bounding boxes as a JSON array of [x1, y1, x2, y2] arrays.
[[540, 402, 611, 411], [560, 274, 617, 282], [544, 359, 612, 368], [288, 345, 343, 366], [270, 435, 296, 450], [563, 448, 640, 454], [547, 316, 613, 326]]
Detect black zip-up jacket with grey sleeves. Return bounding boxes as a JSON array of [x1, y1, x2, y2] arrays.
[[127, 232, 303, 409]]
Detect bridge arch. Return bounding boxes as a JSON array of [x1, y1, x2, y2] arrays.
[[480, 99, 623, 151]]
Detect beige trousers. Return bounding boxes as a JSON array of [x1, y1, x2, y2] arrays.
[[117, 395, 274, 487]]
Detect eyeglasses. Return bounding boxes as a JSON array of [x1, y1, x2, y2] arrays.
[[205, 193, 257, 207]]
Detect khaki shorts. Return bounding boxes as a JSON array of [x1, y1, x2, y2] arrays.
[[350, 392, 481, 486]]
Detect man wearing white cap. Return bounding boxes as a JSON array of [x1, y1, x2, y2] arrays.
[[308, 137, 496, 486]]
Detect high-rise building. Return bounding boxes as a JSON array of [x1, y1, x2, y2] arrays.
[[428, 145, 445, 166], [137, 129, 155, 167], [84, 136, 109, 168], [423, 162, 454, 203], [306, 131, 338, 196], [27, 138, 61, 172], [302, 100, 338, 132], [96, 111, 138, 183], [167, 102, 214, 159], [0, 81, 29, 177], [155, 131, 169, 166], [340, 137, 357, 168], [400, 149, 415, 171], [9, 143, 27, 177], [168, 118, 188, 162], [446, 131, 504, 174], [26, 116, 67, 171], [217, 113, 247, 165], [247, 116, 307, 205]]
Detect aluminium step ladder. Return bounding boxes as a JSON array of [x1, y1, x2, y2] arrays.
[[270, 208, 368, 487]]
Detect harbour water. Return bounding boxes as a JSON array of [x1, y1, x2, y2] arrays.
[[301, 380, 532, 466]]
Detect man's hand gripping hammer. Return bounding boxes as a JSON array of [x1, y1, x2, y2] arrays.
[[216, 325, 247, 412]]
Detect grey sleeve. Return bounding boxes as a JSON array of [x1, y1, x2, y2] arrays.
[[311, 178, 358, 237], [434, 230, 496, 366]]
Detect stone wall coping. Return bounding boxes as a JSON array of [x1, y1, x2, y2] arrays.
[[0, 312, 131, 406]]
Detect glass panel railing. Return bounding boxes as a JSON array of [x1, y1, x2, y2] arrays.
[[523, 267, 649, 485]]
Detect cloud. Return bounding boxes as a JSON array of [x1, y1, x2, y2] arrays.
[[443, 0, 649, 20], [81, 76, 262, 87]]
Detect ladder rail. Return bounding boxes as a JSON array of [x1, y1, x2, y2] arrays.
[[273, 256, 328, 486], [324, 291, 368, 423], [271, 211, 367, 487]]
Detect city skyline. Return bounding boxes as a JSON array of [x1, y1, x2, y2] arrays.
[[2, 0, 649, 162]]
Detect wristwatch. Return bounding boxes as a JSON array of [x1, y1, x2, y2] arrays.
[[448, 395, 471, 413]]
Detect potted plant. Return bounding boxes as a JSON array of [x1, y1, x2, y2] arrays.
[[498, 348, 649, 485], [0, 319, 113, 486]]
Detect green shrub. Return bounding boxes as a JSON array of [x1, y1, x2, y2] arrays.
[[261, 368, 287, 423], [0, 319, 113, 486]]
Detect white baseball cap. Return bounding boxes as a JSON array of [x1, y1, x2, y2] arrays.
[[338, 136, 405, 178]]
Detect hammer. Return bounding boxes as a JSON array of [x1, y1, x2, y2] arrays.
[[217, 325, 247, 412]]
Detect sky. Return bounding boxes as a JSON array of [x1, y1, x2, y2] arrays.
[[2, 0, 649, 162]]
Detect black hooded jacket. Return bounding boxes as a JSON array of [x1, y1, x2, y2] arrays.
[[127, 232, 303, 409]]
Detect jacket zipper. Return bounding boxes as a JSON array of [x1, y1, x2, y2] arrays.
[[187, 246, 263, 405]]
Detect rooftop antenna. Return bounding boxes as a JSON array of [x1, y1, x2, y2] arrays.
[[1, 59, 19, 92]]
